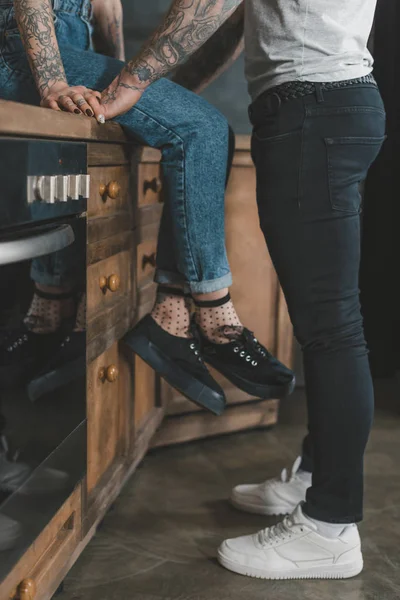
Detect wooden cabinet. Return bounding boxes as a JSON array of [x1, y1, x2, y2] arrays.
[[85, 140, 163, 527]]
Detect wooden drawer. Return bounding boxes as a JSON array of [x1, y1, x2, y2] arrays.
[[137, 163, 163, 207], [136, 239, 157, 288], [88, 165, 131, 218], [87, 343, 130, 494], [2, 486, 82, 600], [87, 250, 132, 321]]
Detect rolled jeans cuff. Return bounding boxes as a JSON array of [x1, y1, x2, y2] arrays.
[[154, 269, 232, 294]]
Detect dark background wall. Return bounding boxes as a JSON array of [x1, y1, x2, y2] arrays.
[[122, 1, 251, 133]]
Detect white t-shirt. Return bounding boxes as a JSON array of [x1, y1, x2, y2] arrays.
[[245, 0, 377, 101]]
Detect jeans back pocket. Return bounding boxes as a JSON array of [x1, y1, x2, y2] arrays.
[[325, 136, 386, 213]]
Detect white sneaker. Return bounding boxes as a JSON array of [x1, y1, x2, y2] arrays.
[[230, 457, 312, 516], [218, 504, 363, 580]]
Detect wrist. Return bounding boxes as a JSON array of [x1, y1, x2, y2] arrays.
[[41, 80, 68, 99], [122, 64, 153, 92]]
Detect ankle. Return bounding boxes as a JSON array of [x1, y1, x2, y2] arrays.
[[193, 292, 243, 344], [192, 287, 229, 303], [151, 285, 191, 338]]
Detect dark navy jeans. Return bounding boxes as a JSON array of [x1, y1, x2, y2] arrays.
[[251, 83, 386, 522], [0, 0, 232, 293]]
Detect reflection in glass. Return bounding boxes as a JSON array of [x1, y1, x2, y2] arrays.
[[0, 216, 86, 580]]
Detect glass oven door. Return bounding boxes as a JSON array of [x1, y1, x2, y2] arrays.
[[0, 217, 86, 581]]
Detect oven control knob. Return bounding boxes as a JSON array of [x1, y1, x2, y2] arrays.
[[33, 175, 57, 204], [80, 174, 90, 199], [68, 175, 80, 200], [68, 174, 90, 200], [55, 175, 69, 202]]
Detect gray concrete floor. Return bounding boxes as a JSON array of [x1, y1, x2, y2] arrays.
[[63, 386, 400, 600]]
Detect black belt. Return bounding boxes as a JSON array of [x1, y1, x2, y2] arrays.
[[249, 74, 377, 121]]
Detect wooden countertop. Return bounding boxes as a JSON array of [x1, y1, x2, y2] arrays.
[[0, 98, 251, 160], [0, 99, 128, 143]]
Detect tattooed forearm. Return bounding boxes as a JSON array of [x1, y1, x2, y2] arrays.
[[14, 0, 66, 96], [92, 0, 125, 61], [172, 3, 244, 92], [124, 0, 243, 89]]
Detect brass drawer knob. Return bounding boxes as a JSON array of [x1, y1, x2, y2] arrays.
[[99, 273, 120, 293], [99, 180, 121, 200], [98, 365, 119, 383], [18, 579, 36, 600], [142, 252, 156, 270], [144, 177, 162, 196], [106, 364, 119, 382]]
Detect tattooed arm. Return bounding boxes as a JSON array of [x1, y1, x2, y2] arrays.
[[13, 0, 104, 118], [101, 0, 243, 119], [92, 0, 125, 61], [172, 3, 244, 93]]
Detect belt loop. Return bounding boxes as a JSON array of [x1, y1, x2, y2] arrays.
[[315, 83, 325, 103]]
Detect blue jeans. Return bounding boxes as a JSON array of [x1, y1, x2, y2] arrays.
[[0, 0, 232, 293], [250, 82, 386, 522]]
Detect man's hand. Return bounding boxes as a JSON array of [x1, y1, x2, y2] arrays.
[[41, 83, 104, 119], [100, 72, 144, 120]]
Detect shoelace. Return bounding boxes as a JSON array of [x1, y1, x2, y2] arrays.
[[258, 514, 304, 546], [225, 327, 271, 367]]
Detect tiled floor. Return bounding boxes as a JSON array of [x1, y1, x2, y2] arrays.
[[63, 387, 400, 600]]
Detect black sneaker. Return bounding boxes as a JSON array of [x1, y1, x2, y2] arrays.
[[124, 315, 226, 415], [198, 325, 295, 399], [0, 323, 62, 390]]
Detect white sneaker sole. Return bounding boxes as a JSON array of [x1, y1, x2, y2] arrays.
[[218, 549, 363, 580], [230, 494, 297, 516]]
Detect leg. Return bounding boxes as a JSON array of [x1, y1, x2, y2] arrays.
[[217, 83, 385, 580], [253, 85, 385, 523]]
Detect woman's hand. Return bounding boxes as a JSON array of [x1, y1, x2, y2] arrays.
[[100, 72, 144, 120], [40, 83, 105, 121]]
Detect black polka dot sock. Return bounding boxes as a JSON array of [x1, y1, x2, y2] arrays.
[[24, 287, 75, 334], [151, 286, 192, 338], [194, 292, 243, 344]]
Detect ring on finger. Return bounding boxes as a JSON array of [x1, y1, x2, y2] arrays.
[[76, 98, 86, 107]]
